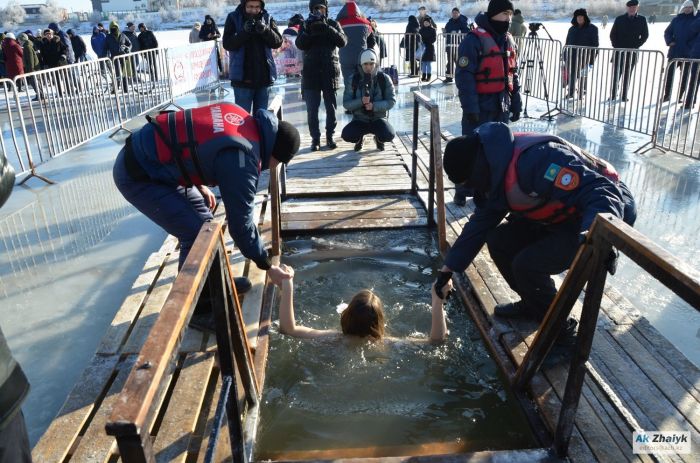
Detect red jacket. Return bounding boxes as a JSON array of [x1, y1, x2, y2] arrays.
[[2, 39, 24, 79]]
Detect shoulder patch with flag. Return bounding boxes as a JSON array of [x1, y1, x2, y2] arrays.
[[544, 163, 561, 181], [554, 168, 580, 191], [458, 56, 469, 67]]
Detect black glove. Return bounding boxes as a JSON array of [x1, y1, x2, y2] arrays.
[[606, 248, 619, 275], [253, 21, 268, 34], [243, 19, 257, 34], [466, 113, 479, 124], [510, 112, 520, 122], [434, 271, 453, 299]]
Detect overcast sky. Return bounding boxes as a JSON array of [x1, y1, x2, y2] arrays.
[[0, 0, 93, 13]]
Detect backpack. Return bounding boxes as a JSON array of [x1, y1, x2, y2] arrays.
[[381, 65, 399, 85]]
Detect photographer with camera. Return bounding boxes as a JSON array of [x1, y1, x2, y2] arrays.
[[453, 0, 521, 207], [223, 0, 283, 113], [296, 0, 347, 151], [341, 49, 396, 152]]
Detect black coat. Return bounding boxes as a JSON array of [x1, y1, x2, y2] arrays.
[[124, 30, 140, 52], [200, 19, 221, 41], [69, 35, 87, 59], [610, 13, 648, 49], [138, 30, 158, 50], [566, 22, 599, 65], [295, 17, 347, 91], [418, 25, 436, 62], [40, 37, 68, 68]]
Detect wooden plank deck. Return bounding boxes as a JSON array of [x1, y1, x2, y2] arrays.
[[281, 134, 428, 232], [32, 125, 699, 462], [32, 185, 276, 462]]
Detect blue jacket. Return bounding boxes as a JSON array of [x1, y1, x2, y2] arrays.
[[222, 5, 281, 85], [445, 14, 470, 47], [455, 13, 522, 117], [91, 27, 108, 58], [444, 123, 635, 272], [664, 12, 697, 59], [129, 108, 281, 268], [692, 17, 700, 58]]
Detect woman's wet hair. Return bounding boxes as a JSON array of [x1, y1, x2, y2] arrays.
[[340, 290, 385, 339]]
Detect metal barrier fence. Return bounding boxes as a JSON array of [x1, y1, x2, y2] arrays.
[[513, 36, 563, 116], [0, 79, 41, 182], [559, 46, 665, 136], [434, 32, 467, 81], [112, 48, 172, 122], [14, 58, 122, 166], [380, 32, 421, 77], [647, 58, 700, 159]]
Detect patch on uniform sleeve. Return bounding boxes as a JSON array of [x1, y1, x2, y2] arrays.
[[458, 56, 469, 67], [554, 168, 580, 191], [544, 163, 561, 181]]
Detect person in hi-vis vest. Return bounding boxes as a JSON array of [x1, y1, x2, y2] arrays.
[[113, 103, 300, 330], [454, 0, 521, 207]]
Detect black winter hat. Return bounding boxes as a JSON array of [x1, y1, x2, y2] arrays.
[[443, 135, 481, 184], [487, 0, 514, 18], [272, 121, 300, 164], [309, 0, 328, 11], [572, 8, 589, 25]]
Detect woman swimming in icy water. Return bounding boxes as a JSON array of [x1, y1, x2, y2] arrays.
[[275, 264, 452, 342]]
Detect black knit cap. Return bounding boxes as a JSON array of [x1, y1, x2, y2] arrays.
[[309, 0, 328, 11], [272, 121, 300, 164], [443, 135, 481, 185], [626, 0, 639, 6], [487, 0, 514, 18]]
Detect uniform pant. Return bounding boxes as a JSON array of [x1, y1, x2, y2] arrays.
[[303, 88, 337, 142], [486, 219, 581, 321], [113, 148, 213, 269], [341, 118, 395, 143], [0, 411, 32, 463]]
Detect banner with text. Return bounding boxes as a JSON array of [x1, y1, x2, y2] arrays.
[[166, 41, 219, 97]]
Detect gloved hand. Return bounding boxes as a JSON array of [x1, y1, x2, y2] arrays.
[[606, 248, 619, 275], [243, 19, 256, 33], [510, 112, 521, 122], [434, 271, 453, 299], [253, 21, 268, 34], [307, 19, 327, 34], [466, 113, 479, 124]]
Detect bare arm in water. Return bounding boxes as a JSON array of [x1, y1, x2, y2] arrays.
[[278, 264, 338, 339]]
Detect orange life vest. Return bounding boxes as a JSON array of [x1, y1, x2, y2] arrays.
[[151, 103, 260, 186], [472, 28, 517, 94], [505, 133, 620, 224]]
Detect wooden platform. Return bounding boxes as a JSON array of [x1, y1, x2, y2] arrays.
[[32, 127, 699, 462], [281, 134, 428, 231]]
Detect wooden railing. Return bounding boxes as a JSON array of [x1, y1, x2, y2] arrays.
[[411, 91, 448, 255], [105, 222, 258, 462], [512, 214, 700, 457], [267, 95, 284, 257]]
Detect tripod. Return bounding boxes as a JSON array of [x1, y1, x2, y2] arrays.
[[519, 26, 559, 120]]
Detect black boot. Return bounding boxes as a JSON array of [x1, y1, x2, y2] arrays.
[[354, 137, 364, 152], [311, 138, 321, 151], [421, 73, 427, 81], [427, 73, 431, 81], [326, 134, 337, 150]]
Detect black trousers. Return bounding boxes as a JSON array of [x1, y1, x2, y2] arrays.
[[304, 88, 337, 142], [341, 118, 395, 143], [0, 411, 32, 463], [486, 219, 581, 321], [610, 50, 638, 100]]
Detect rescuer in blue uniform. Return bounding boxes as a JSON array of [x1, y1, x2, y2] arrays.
[[433, 123, 636, 327], [113, 103, 300, 307], [453, 0, 522, 206]]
